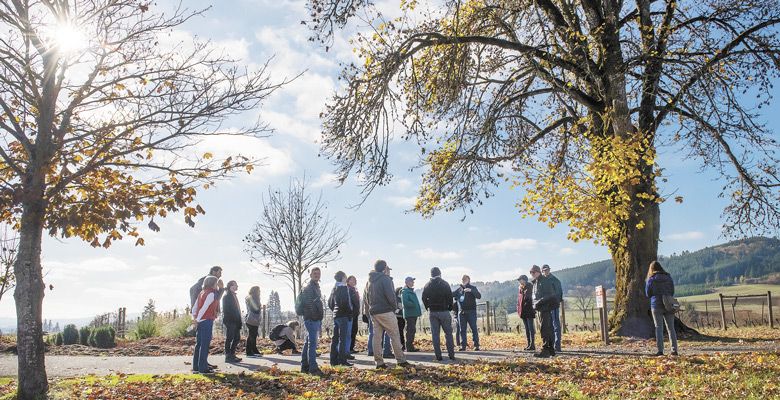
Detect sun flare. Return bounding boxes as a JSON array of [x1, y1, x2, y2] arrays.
[[50, 22, 88, 55]]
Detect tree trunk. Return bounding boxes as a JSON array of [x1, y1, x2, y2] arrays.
[[13, 198, 48, 399], [609, 200, 660, 338]]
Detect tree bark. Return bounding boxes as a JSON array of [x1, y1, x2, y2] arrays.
[[13, 195, 48, 399], [609, 200, 660, 338]]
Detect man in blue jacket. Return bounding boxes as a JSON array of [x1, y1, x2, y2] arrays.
[[453, 275, 482, 351]]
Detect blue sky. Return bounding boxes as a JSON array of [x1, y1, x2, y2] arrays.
[[3, 0, 777, 320]]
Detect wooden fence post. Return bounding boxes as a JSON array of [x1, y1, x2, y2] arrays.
[[486, 301, 492, 336], [719, 293, 727, 331], [560, 300, 567, 333], [769, 291, 775, 329]]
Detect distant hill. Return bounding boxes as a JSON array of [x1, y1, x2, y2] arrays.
[[469, 236, 780, 312]]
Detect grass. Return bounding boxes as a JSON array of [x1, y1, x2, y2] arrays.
[[678, 283, 780, 302]]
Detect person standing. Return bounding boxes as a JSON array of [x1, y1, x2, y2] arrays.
[[328, 270, 354, 367], [191, 276, 219, 374], [190, 266, 224, 308], [367, 260, 413, 369], [297, 267, 324, 375], [394, 287, 406, 351], [362, 279, 392, 357], [347, 275, 360, 354], [530, 264, 559, 358], [453, 275, 482, 351], [244, 286, 263, 357], [516, 275, 535, 350], [542, 265, 563, 352], [646, 261, 679, 356], [422, 267, 455, 361], [221, 280, 243, 363], [401, 276, 422, 352]]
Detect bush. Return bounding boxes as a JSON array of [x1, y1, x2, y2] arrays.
[[62, 324, 79, 345], [161, 314, 193, 338], [55, 333, 63, 346], [88, 325, 116, 348], [79, 326, 92, 345], [131, 318, 160, 340]]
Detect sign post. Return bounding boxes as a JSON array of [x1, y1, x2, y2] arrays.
[[595, 286, 609, 345]]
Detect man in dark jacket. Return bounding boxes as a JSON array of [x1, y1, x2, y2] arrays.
[[453, 275, 482, 351], [367, 260, 412, 369], [190, 266, 224, 308], [298, 267, 324, 375], [422, 267, 455, 361], [542, 264, 564, 352], [221, 280, 243, 363], [531, 264, 559, 358], [328, 270, 354, 367]]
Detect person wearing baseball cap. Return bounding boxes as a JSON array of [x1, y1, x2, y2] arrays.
[[367, 260, 413, 369], [422, 267, 456, 361], [401, 277, 422, 352], [516, 274, 535, 351], [530, 264, 559, 357], [541, 264, 563, 352]]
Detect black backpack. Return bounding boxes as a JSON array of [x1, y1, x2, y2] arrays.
[[269, 324, 286, 341]]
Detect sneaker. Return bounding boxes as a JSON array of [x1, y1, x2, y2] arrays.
[[291, 350, 302, 355], [528, 345, 535, 351], [346, 354, 356, 360], [208, 363, 218, 369], [474, 346, 480, 351], [459, 347, 467, 351], [341, 361, 354, 367], [195, 368, 215, 374], [350, 350, 358, 354], [375, 364, 389, 370], [555, 347, 562, 352], [433, 356, 443, 361], [275, 348, 284, 355], [534, 349, 553, 358], [654, 351, 664, 357], [671, 351, 679, 356], [448, 356, 456, 361], [309, 369, 324, 377], [407, 348, 420, 352], [398, 362, 414, 368], [300, 366, 309, 373]]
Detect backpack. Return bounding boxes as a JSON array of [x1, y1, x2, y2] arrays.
[[269, 324, 286, 341], [662, 294, 680, 313], [295, 294, 304, 316]]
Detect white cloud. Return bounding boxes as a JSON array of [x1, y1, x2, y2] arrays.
[[393, 243, 407, 249], [359, 250, 370, 257], [560, 247, 577, 255], [393, 178, 413, 192], [665, 231, 704, 241], [45, 257, 132, 273], [196, 135, 295, 180], [386, 196, 417, 208], [311, 172, 340, 188], [468, 226, 479, 232], [478, 238, 538, 253], [415, 248, 463, 260]]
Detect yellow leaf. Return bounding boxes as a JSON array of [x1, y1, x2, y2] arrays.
[[203, 152, 213, 159]]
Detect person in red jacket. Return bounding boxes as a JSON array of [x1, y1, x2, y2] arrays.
[[191, 275, 220, 373], [516, 275, 535, 350]]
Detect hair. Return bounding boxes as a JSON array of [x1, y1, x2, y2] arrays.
[[310, 267, 321, 275], [374, 260, 388, 272], [202, 275, 219, 290], [395, 287, 403, 296], [347, 275, 357, 285], [209, 266, 222, 275], [248, 286, 261, 301], [462, 275, 470, 282], [430, 267, 441, 277], [226, 280, 237, 289], [646, 260, 667, 280], [287, 320, 299, 329], [334, 271, 347, 282]]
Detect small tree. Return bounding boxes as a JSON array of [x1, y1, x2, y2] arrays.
[[0, 225, 17, 304], [142, 299, 157, 321], [244, 177, 348, 303], [267, 291, 282, 325], [569, 286, 595, 322]]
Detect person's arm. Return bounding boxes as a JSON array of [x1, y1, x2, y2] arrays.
[[472, 285, 482, 299], [645, 278, 653, 298], [195, 293, 214, 322], [383, 280, 397, 310], [421, 285, 430, 310], [670, 277, 675, 296]]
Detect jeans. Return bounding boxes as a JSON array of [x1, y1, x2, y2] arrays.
[[224, 322, 241, 357], [276, 338, 297, 352], [540, 310, 554, 352], [429, 311, 455, 359], [522, 317, 535, 348], [301, 319, 321, 372], [454, 311, 461, 346], [459, 309, 479, 349], [551, 307, 561, 351], [193, 319, 213, 372], [405, 316, 418, 350], [245, 323, 259, 355], [366, 318, 391, 356], [397, 317, 406, 350], [350, 314, 359, 351], [651, 308, 678, 354], [370, 312, 407, 365], [330, 316, 351, 365]]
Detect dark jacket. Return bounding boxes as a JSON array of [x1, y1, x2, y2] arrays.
[[453, 283, 482, 312], [646, 272, 674, 310], [517, 285, 535, 319], [300, 280, 324, 321], [422, 276, 454, 312], [328, 283, 353, 318], [367, 271, 397, 315], [221, 291, 242, 325], [547, 274, 563, 304], [532, 275, 559, 312], [348, 285, 361, 318], [190, 276, 224, 308], [401, 287, 422, 318]]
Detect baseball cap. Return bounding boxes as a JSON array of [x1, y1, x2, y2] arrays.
[[405, 276, 415, 282], [542, 264, 551, 271], [516, 275, 528, 282]]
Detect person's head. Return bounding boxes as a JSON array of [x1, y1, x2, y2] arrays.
[[395, 286, 403, 296], [203, 275, 219, 290], [334, 270, 347, 283], [209, 266, 223, 278], [227, 280, 238, 293], [347, 275, 357, 287], [517, 275, 528, 287], [430, 267, 441, 278], [646, 260, 666, 280], [374, 260, 390, 275], [405, 276, 415, 288], [248, 285, 260, 299], [287, 320, 300, 330], [542, 264, 551, 277], [529, 265, 542, 280], [462, 275, 470, 285], [310, 267, 321, 282]]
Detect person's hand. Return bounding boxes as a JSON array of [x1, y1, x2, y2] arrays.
[[464, 288, 471, 293], [217, 280, 224, 289]]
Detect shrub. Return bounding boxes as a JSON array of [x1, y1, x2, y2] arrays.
[[55, 333, 63, 346], [131, 318, 160, 340], [79, 326, 92, 345], [161, 314, 193, 338], [88, 325, 116, 348], [62, 324, 79, 345]]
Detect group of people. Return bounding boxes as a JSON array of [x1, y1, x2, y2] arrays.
[[187, 259, 680, 374]]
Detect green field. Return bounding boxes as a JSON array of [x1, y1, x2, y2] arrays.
[[677, 284, 780, 302]]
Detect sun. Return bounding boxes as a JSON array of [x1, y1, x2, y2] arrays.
[[49, 21, 88, 55]]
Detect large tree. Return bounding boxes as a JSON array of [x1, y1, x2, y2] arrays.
[[319, 0, 780, 337], [0, 1, 280, 398]]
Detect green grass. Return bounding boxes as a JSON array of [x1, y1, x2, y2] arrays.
[[678, 284, 780, 302]]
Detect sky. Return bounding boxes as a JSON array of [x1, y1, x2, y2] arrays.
[[1, 0, 778, 321]]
